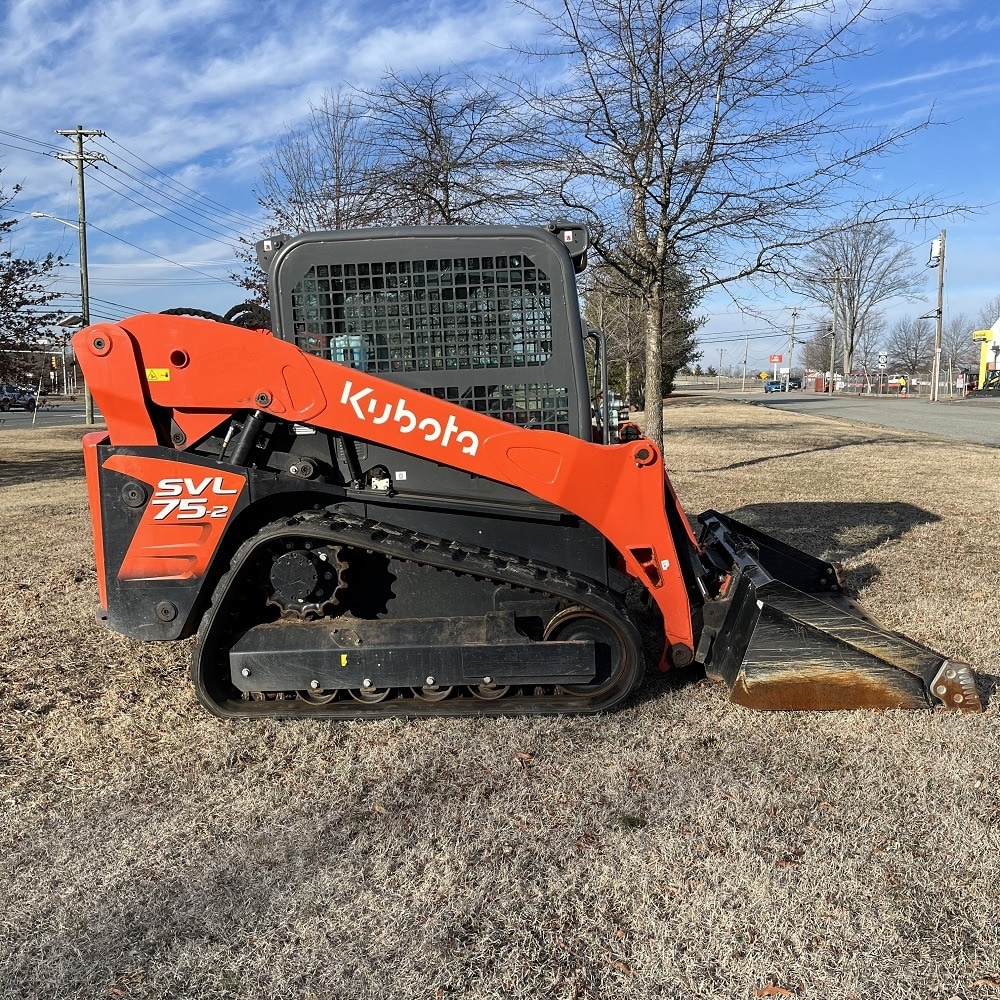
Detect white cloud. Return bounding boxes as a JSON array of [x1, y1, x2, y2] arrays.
[[0, 0, 547, 316], [3, 0, 999, 327], [857, 55, 1000, 93]]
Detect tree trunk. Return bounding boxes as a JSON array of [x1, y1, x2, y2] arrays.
[[643, 293, 664, 449]]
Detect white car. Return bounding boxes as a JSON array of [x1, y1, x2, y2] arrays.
[[0, 384, 36, 411]]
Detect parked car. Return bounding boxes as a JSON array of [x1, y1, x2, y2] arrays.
[[786, 376, 802, 390], [763, 379, 786, 393], [0, 384, 36, 411]]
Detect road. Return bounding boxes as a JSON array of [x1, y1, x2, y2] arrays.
[[4, 390, 997, 449], [678, 389, 1000, 448], [0, 399, 100, 431]]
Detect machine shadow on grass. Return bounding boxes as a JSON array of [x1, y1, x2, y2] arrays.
[[725, 499, 940, 647], [0, 454, 86, 487], [724, 500, 939, 565]]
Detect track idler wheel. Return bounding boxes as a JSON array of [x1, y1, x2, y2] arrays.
[[544, 606, 632, 697], [411, 684, 454, 702]]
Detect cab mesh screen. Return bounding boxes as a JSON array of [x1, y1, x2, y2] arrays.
[[291, 254, 553, 373], [419, 384, 570, 434]]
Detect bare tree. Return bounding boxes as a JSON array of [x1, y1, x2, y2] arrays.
[[885, 316, 933, 377], [0, 171, 63, 379], [256, 71, 553, 231], [800, 322, 834, 376], [512, 0, 963, 447], [939, 311, 979, 375], [241, 72, 556, 299], [363, 69, 552, 225], [790, 219, 924, 376], [853, 313, 887, 377], [234, 90, 388, 300], [257, 89, 387, 235]]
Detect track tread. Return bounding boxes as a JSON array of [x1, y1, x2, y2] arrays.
[[191, 510, 646, 719]]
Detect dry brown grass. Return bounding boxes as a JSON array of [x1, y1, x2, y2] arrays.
[[1, 407, 998, 1000]]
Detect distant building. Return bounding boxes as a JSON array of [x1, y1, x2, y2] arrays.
[[972, 316, 1000, 388]]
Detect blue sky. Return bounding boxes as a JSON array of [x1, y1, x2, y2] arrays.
[[2, 0, 999, 373]]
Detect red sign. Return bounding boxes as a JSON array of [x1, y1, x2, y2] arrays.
[[769, 354, 783, 364]]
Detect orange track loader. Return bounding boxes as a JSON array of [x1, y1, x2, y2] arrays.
[[73, 224, 982, 717]]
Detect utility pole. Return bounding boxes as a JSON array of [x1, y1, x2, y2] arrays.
[[717, 347, 725, 391], [787, 309, 798, 388], [741, 331, 749, 393], [55, 125, 106, 425], [929, 230, 946, 403]]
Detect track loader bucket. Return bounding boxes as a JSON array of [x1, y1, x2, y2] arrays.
[[695, 511, 982, 713]]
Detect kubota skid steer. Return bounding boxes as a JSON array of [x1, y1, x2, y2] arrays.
[[74, 223, 982, 718]]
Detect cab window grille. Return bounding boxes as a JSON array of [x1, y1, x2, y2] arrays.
[[419, 384, 570, 434], [290, 255, 553, 372]]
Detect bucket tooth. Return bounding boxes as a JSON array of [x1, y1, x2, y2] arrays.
[[928, 661, 981, 712], [695, 510, 984, 713]]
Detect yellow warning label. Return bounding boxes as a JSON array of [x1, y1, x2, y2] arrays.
[[145, 368, 170, 382], [340, 654, 348, 667]]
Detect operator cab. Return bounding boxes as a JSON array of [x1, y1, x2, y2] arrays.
[[256, 223, 594, 440]]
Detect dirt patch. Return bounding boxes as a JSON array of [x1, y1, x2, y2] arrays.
[[1, 408, 998, 1000]]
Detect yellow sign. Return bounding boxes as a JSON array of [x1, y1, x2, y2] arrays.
[[972, 329, 994, 342], [758, 371, 769, 380], [145, 368, 171, 382]]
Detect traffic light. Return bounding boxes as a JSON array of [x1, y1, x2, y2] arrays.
[[51, 355, 57, 369]]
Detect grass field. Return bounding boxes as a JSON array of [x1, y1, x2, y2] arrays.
[[1, 401, 998, 1000]]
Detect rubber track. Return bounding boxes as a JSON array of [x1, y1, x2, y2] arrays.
[[191, 509, 646, 719]]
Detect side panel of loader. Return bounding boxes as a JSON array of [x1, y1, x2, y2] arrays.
[[74, 316, 700, 660]]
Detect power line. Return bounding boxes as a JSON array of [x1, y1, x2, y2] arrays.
[[696, 324, 828, 347], [0, 129, 64, 154], [93, 161, 248, 241], [0, 139, 60, 157], [94, 134, 261, 228], [85, 169, 242, 247], [89, 260, 234, 267], [83, 220, 239, 284]]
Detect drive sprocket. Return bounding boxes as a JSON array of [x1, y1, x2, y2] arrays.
[[265, 541, 348, 618]]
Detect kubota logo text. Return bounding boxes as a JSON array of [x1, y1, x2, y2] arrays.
[[340, 380, 480, 456], [152, 476, 240, 521]]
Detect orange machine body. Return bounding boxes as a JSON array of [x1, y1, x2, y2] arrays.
[[75, 315, 699, 663]]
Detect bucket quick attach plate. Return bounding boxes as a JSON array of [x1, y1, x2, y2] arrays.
[[695, 510, 984, 713]]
